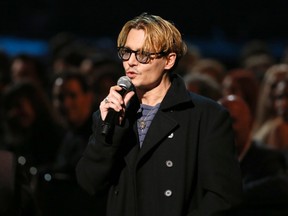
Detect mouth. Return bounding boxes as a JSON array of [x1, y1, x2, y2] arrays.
[[126, 71, 138, 79]]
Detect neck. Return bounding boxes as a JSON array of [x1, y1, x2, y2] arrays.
[[137, 75, 171, 106]]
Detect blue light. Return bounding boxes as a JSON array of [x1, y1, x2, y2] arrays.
[[0, 36, 49, 57]]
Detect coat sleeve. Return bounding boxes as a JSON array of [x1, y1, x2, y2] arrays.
[[75, 111, 129, 195], [189, 105, 243, 216]]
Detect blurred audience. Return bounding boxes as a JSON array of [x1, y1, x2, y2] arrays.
[[190, 58, 226, 84], [174, 41, 201, 77], [51, 42, 88, 74], [0, 149, 41, 216], [51, 70, 94, 174], [252, 63, 288, 135], [1, 80, 64, 173], [37, 70, 97, 216], [254, 77, 288, 150], [0, 80, 65, 216], [239, 40, 275, 82], [222, 68, 259, 121], [48, 32, 77, 61], [184, 72, 222, 101], [219, 95, 288, 215], [10, 54, 49, 93]]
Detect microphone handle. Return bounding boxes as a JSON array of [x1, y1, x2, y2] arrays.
[[101, 108, 119, 136], [101, 87, 127, 136]]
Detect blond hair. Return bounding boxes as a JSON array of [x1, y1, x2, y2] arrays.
[[117, 13, 187, 68]]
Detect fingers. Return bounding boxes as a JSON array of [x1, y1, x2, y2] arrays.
[[100, 85, 135, 121], [106, 86, 125, 111], [100, 85, 126, 114]]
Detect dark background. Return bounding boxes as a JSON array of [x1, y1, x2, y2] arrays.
[[1, 0, 288, 64], [1, 0, 287, 39]]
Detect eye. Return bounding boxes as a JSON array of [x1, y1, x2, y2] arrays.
[[137, 51, 150, 61], [121, 48, 130, 55]]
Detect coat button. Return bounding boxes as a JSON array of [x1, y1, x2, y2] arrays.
[[168, 133, 174, 138], [164, 190, 172, 197], [166, 160, 173, 167]]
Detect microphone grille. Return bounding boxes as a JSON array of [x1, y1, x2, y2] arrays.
[[117, 76, 132, 90]]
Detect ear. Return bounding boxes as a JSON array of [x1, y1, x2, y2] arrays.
[[164, 53, 177, 70]]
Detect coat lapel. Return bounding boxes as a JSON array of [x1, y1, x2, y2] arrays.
[[137, 111, 179, 162]]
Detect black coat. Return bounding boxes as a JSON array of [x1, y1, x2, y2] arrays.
[[76, 74, 242, 216]]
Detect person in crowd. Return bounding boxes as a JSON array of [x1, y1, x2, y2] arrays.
[[221, 68, 259, 121], [1, 80, 64, 174], [1, 80, 65, 216], [10, 54, 49, 93], [50, 42, 88, 74], [38, 70, 97, 216], [51, 70, 94, 176], [219, 95, 288, 215], [239, 40, 275, 82], [76, 12, 242, 216], [184, 72, 222, 101], [48, 32, 77, 69], [190, 58, 226, 84], [254, 77, 288, 150], [252, 63, 288, 135]]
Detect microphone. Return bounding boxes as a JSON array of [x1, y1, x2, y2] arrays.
[[101, 76, 133, 136]]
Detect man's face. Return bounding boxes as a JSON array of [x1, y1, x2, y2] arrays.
[[53, 78, 92, 127], [122, 29, 172, 92]]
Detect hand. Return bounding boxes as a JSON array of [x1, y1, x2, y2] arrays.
[[100, 85, 135, 124]]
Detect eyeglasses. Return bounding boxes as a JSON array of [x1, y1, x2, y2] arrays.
[[117, 47, 166, 64]]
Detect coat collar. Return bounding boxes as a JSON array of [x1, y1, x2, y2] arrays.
[[159, 73, 193, 111]]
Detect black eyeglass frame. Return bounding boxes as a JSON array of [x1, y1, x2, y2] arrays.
[[117, 47, 166, 64]]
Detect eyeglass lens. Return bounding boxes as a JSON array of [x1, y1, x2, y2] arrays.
[[118, 48, 149, 64]]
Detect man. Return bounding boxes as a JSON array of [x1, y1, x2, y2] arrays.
[[76, 13, 242, 216]]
